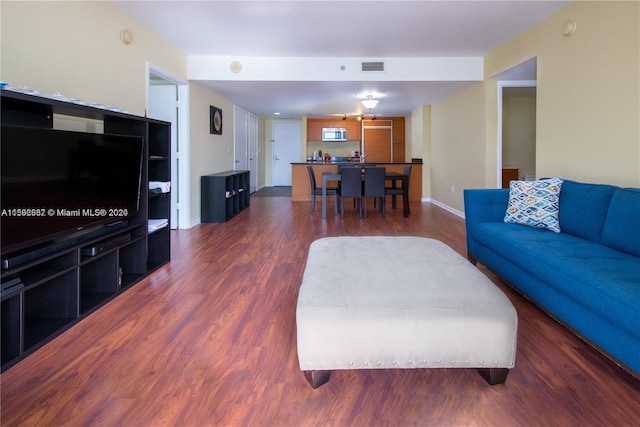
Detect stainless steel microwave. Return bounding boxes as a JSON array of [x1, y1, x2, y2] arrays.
[[322, 128, 347, 142]]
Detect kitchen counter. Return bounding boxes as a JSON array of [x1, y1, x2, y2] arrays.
[[291, 161, 422, 202]]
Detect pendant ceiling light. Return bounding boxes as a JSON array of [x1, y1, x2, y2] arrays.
[[361, 95, 379, 110]]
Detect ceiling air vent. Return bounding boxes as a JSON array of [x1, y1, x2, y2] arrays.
[[361, 61, 384, 72]]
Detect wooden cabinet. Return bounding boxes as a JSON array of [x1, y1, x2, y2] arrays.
[[291, 164, 339, 201], [201, 170, 250, 222], [0, 90, 170, 371], [307, 118, 362, 141], [362, 118, 405, 163], [307, 120, 324, 141], [502, 168, 519, 188], [392, 118, 406, 162], [345, 120, 361, 140]]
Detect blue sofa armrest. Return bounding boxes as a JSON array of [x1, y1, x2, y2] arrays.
[[463, 189, 509, 261]]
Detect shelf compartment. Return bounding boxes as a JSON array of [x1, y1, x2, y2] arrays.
[[80, 252, 118, 314], [148, 227, 170, 266], [119, 240, 148, 289], [4, 251, 77, 292], [1, 295, 22, 365], [23, 271, 78, 350], [148, 160, 170, 183]]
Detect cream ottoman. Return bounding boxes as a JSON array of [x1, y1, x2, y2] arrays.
[[296, 236, 518, 388]]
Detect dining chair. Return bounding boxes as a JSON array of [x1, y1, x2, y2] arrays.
[[308, 165, 339, 215], [339, 167, 363, 218], [385, 165, 412, 214], [363, 167, 386, 217]]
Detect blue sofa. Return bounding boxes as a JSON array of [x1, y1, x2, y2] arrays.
[[463, 179, 640, 377]]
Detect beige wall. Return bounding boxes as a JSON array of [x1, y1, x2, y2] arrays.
[[485, 0, 639, 187], [431, 84, 486, 212], [413, 105, 432, 200], [0, 1, 186, 116], [428, 0, 639, 212], [189, 82, 237, 225]]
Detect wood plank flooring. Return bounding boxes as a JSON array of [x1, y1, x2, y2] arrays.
[[2, 196, 639, 426]]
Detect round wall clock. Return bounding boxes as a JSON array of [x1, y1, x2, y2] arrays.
[[210, 106, 223, 135]]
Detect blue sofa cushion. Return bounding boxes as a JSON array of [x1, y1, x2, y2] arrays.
[[601, 188, 640, 257], [558, 180, 616, 242], [472, 222, 640, 341]]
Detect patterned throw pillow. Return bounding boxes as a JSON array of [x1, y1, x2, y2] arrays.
[[504, 177, 564, 232]]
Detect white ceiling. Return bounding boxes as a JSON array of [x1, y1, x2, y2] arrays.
[[113, 0, 568, 118]]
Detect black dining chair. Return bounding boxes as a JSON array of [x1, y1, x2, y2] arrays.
[[308, 165, 339, 215], [363, 167, 386, 217], [385, 165, 412, 215], [339, 167, 363, 218]]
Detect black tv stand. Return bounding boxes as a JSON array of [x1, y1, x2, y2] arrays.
[[0, 90, 171, 371]]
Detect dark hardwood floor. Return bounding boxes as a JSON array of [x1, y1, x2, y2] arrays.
[[2, 196, 639, 426]]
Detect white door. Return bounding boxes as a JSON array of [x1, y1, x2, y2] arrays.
[[272, 121, 302, 186], [148, 84, 178, 229], [234, 106, 248, 171], [248, 113, 259, 193]]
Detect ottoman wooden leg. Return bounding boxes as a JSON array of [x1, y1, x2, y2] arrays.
[[304, 370, 331, 389], [478, 368, 509, 385]]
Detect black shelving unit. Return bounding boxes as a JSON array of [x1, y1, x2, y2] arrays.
[[201, 170, 250, 223], [0, 90, 171, 371], [147, 120, 171, 269]]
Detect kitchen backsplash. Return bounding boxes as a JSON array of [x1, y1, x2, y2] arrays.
[[307, 140, 361, 158]]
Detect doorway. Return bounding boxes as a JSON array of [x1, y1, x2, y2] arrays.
[[497, 80, 537, 188], [272, 121, 302, 186], [147, 63, 190, 229]]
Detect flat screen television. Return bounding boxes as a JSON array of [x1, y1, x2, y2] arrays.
[[1, 125, 144, 256]]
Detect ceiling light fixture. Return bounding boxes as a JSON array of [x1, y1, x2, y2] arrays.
[[361, 95, 379, 110]]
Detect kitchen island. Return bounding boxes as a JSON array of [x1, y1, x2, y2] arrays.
[[291, 161, 422, 202]]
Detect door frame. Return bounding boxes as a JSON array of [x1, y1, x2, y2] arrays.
[[146, 62, 191, 229], [248, 112, 259, 193], [496, 80, 537, 188]]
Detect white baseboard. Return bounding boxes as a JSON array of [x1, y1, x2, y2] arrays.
[[428, 199, 465, 219]]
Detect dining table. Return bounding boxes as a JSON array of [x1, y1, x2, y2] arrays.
[[321, 170, 409, 219]]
